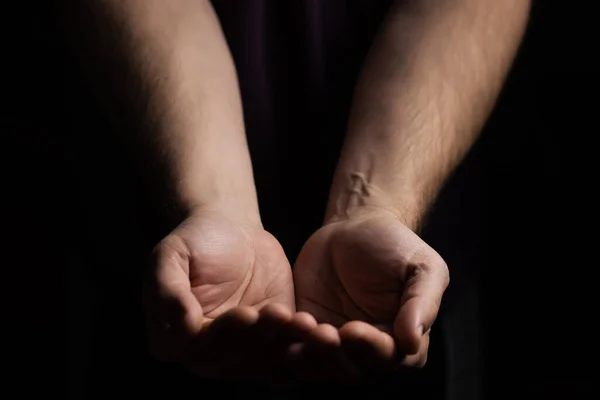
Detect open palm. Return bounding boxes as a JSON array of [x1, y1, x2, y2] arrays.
[[294, 209, 449, 371], [144, 212, 314, 378]]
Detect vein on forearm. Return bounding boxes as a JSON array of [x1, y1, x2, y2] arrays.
[[327, 0, 531, 228]]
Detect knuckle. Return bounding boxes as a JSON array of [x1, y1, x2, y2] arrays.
[[427, 251, 450, 287], [439, 261, 450, 287], [411, 249, 450, 286]]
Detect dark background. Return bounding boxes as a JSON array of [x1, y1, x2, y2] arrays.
[[1, 1, 596, 398]]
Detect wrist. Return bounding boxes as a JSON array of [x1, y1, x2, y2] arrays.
[[156, 180, 262, 230], [324, 171, 421, 231], [188, 198, 263, 228]]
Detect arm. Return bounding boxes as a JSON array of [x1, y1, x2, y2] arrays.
[[63, 1, 304, 376], [327, 0, 531, 230], [64, 0, 259, 227], [292, 0, 531, 373]]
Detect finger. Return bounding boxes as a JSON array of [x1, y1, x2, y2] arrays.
[[397, 330, 430, 369], [287, 324, 338, 382], [245, 304, 296, 382], [308, 322, 341, 347], [186, 306, 260, 377], [144, 241, 204, 361], [254, 303, 294, 343], [271, 312, 320, 386], [145, 288, 203, 361], [298, 324, 362, 383], [289, 311, 318, 339], [150, 239, 204, 336], [394, 255, 449, 354], [252, 304, 294, 359], [339, 321, 397, 374], [194, 306, 260, 352]]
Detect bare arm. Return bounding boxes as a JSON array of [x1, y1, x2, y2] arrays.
[[327, 0, 531, 229], [63, 0, 259, 226]]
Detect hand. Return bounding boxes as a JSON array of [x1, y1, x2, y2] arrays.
[[144, 211, 317, 379], [293, 208, 449, 380]]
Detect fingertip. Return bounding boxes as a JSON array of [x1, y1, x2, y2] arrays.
[[211, 306, 260, 331], [182, 307, 204, 335], [159, 290, 203, 336], [398, 332, 430, 369], [259, 303, 293, 323], [339, 320, 370, 340], [308, 323, 341, 347], [340, 321, 396, 361], [232, 305, 260, 325], [306, 324, 364, 383], [393, 321, 421, 355], [291, 311, 318, 332], [286, 342, 304, 359]]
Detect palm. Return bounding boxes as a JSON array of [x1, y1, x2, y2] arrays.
[[145, 213, 301, 378], [176, 214, 294, 318], [291, 210, 448, 377], [295, 214, 407, 329], [295, 209, 448, 346]]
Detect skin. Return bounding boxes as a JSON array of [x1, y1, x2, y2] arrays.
[[63, 0, 531, 383], [294, 0, 531, 380], [63, 0, 317, 380], [145, 211, 302, 377]]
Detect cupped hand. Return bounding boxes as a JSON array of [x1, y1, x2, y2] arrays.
[[144, 211, 317, 379], [293, 208, 449, 380]]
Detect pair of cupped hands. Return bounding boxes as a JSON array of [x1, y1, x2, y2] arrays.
[[143, 207, 449, 384]]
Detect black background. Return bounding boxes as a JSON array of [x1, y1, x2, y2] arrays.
[[1, 1, 596, 398]]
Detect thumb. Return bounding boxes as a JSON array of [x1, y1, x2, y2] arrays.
[[144, 237, 204, 359], [393, 250, 449, 354]]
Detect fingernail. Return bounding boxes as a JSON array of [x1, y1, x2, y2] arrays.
[[417, 325, 424, 336]]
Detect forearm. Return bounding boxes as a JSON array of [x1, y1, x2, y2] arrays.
[[326, 0, 530, 229], [64, 0, 259, 225]]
